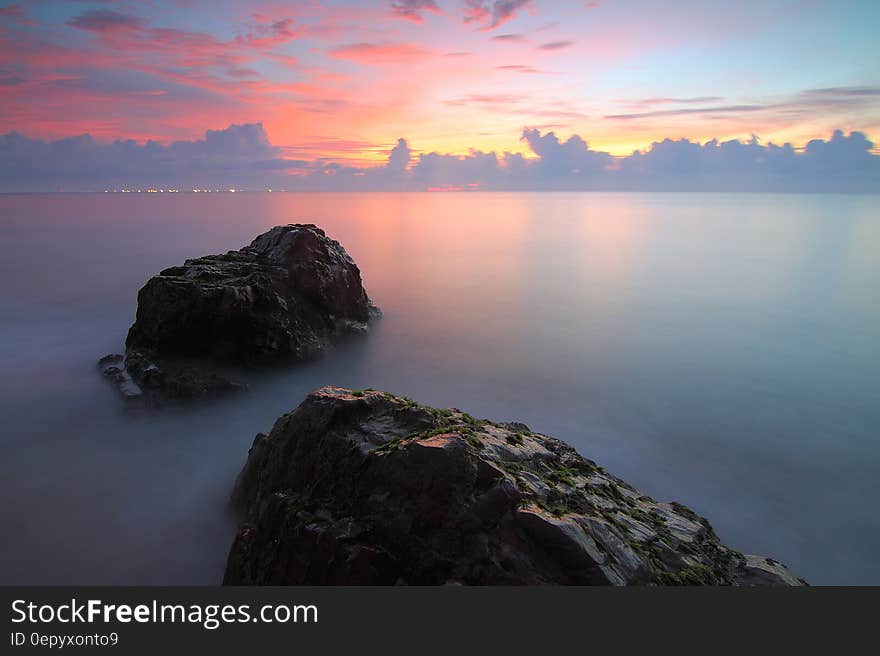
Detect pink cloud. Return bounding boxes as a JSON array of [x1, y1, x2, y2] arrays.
[[0, 3, 36, 26], [328, 42, 431, 64], [391, 1, 442, 24], [538, 40, 574, 50], [66, 9, 298, 64], [496, 64, 551, 74], [463, 0, 534, 31], [235, 17, 299, 48], [66, 9, 145, 32]]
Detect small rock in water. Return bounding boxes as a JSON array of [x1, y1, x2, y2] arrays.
[[97, 354, 142, 401]]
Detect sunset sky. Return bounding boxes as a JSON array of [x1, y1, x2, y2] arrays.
[[1, 1, 878, 161]]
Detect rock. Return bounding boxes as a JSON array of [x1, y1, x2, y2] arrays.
[[224, 387, 805, 586], [99, 349, 247, 406], [99, 225, 379, 405], [729, 554, 807, 586], [98, 354, 142, 401]]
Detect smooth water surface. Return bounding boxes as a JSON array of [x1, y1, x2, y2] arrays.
[[1, 192, 878, 584]]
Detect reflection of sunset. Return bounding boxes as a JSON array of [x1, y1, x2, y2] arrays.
[[577, 198, 648, 280]]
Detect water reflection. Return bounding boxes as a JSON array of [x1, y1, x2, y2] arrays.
[[0, 192, 878, 584]]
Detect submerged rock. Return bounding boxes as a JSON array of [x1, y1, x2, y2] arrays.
[[224, 387, 805, 586], [98, 350, 246, 405], [99, 225, 379, 405]]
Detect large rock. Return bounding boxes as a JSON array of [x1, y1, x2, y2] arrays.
[[224, 387, 805, 586], [100, 225, 379, 405]]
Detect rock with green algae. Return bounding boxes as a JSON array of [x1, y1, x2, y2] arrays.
[[224, 386, 805, 586]]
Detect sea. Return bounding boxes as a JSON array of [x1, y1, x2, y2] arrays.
[[1, 191, 877, 584]]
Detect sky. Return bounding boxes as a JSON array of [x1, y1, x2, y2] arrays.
[[0, 0, 878, 191]]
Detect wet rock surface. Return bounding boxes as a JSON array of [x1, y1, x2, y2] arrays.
[[224, 387, 806, 586], [98, 350, 246, 405], [99, 225, 379, 405]]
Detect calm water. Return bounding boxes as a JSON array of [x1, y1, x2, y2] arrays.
[[1, 192, 878, 585]]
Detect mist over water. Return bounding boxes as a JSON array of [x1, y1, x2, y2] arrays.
[[1, 192, 878, 585]]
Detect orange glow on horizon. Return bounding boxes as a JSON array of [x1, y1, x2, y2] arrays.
[[0, 0, 876, 172]]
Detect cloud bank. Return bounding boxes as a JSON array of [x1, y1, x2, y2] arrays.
[[0, 123, 297, 191], [0, 124, 877, 192]]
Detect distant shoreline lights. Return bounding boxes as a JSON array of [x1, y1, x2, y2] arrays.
[[102, 188, 284, 193]]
